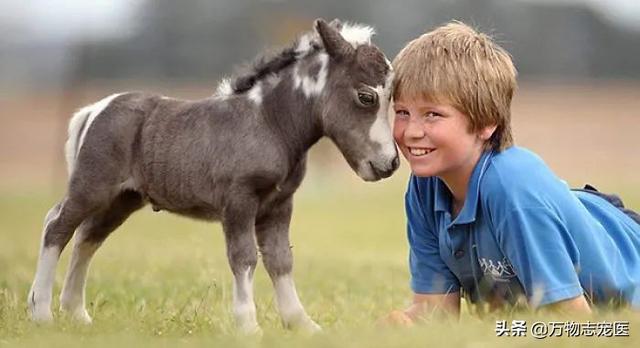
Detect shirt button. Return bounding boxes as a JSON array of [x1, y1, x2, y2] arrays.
[[454, 250, 465, 259]]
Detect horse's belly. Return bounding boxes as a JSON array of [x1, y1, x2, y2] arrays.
[[168, 206, 221, 221]]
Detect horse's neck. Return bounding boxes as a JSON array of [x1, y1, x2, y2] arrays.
[[261, 73, 323, 166]]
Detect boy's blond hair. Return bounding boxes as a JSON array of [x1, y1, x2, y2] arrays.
[[392, 21, 516, 151]]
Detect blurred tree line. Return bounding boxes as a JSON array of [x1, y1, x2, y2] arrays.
[[3, 0, 640, 91]]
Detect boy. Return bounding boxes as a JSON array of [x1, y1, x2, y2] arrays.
[[387, 21, 640, 323]]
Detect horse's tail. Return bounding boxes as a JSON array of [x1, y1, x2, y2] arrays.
[[64, 93, 124, 176]]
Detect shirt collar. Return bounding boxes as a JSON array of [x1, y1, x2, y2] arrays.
[[434, 150, 494, 225]]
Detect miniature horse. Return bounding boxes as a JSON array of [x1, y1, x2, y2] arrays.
[[28, 19, 398, 334]]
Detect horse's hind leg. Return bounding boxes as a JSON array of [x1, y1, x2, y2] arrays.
[[59, 190, 145, 323], [28, 191, 108, 322], [28, 203, 65, 321]]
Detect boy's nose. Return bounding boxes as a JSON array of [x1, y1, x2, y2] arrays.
[[404, 118, 425, 139]]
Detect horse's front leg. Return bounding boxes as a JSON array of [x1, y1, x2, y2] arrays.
[[222, 195, 261, 335], [255, 197, 321, 332]]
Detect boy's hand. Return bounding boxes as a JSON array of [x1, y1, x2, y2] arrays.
[[377, 310, 414, 327]]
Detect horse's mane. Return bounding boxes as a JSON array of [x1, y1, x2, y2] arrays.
[[228, 34, 321, 94], [216, 21, 374, 96]]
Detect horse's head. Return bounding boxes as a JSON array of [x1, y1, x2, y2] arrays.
[[313, 19, 399, 181]]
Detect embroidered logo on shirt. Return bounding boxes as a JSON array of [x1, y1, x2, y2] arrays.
[[479, 257, 516, 280]]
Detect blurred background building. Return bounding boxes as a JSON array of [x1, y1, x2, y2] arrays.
[[1, 0, 639, 193]]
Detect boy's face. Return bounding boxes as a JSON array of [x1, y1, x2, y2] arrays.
[[393, 96, 492, 178]]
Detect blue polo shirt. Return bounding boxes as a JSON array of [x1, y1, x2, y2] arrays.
[[406, 146, 640, 308]]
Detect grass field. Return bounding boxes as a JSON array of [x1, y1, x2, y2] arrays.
[[1, 163, 639, 347], [1, 82, 639, 346]]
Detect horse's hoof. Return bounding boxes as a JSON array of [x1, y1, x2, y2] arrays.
[[29, 307, 54, 323], [238, 324, 263, 337]]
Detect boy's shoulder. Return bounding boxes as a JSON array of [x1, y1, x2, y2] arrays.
[[480, 146, 567, 206], [487, 146, 547, 175], [407, 146, 556, 205]]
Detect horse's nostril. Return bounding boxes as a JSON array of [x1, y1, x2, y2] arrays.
[[368, 158, 398, 179], [392, 156, 400, 170]]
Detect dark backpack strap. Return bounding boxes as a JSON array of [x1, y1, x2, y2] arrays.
[[573, 184, 640, 225], [583, 184, 599, 192]]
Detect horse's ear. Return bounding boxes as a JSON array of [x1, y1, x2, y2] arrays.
[[314, 18, 355, 60], [328, 18, 343, 31]]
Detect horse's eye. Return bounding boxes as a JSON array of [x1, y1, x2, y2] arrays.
[[357, 91, 377, 107]]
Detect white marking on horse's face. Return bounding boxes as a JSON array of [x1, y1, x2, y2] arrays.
[[293, 53, 329, 98], [215, 78, 233, 97], [340, 23, 375, 48], [247, 83, 263, 105], [369, 70, 396, 158], [232, 267, 259, 334], [356, 69, 397, 180]]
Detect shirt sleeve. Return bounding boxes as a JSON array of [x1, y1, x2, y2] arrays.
[[406, 178, 460, 294], [494, 206, 584, 307]]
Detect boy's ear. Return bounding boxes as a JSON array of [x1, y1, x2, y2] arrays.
[[314, 18, 355, 60], [479, 124, 498, 141]]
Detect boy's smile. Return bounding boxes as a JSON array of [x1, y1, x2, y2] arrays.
[[408, 147, 435, 157]]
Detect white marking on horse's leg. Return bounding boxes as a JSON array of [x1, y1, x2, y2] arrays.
[[28, 205, 63, 322], [28, 246, 60, 322], [232, 267, 261, 335], [59, 234, 99, 324], [273, 274, 321, 332], [247, 83, 263, 106]]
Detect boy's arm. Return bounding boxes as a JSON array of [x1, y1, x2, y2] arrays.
[[492, 205, 588, 310], [405, 292, 461, 320], [541, 294, 592, 314], [380, 292, 460, 327], [382, 176, 461, 326]]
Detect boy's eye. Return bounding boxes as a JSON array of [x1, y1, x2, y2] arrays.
[[424, 111, 442, 118], [395, 109, 410, 117]]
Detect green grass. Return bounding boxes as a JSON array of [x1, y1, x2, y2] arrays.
[[1, 167, 639, 347]]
